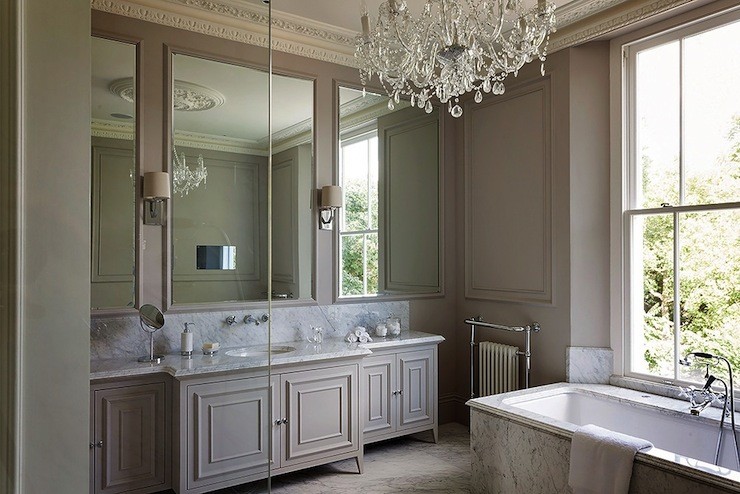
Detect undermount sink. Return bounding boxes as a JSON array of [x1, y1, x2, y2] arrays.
[[225, 345, 296, 358]]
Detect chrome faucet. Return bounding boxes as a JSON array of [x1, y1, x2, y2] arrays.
[[679, 351, 739, 468]]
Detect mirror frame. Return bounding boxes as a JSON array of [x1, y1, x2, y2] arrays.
[[164, 45, 318, 312], [331, 80, 446, 304], [90, 30, 142, 317]]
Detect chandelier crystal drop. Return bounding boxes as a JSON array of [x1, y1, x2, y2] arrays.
[[172, 145, 207, 196], [355, 0, 556, 117]]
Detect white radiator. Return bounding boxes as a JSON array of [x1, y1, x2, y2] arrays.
[[479, 342, 520, 396]]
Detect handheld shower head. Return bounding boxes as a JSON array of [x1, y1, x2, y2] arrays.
[[680, 351, 717, 367]]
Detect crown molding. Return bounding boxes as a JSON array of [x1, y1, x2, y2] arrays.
[[92, 0, 698, 66], [91, 118, 134, 140], [549, 0, 695, 50], [91, 0, 357, 67]]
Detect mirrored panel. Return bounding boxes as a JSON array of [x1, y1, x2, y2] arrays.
[[338, 87, 441, 298], [90, 36, 137, 310], [171, 54, 314, 305]]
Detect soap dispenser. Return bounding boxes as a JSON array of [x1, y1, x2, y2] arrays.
[[181, 322, 194, 356]]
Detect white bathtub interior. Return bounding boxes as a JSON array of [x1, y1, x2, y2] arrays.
[[504, 389, 739, 472]]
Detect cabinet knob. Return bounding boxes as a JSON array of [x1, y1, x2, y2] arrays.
[[95, 441, 103, 448], [275, 419, 282, 426], [398, 389, 403, 395], [89, 442, 95, 449], [282, 418, 288, 425], [392, 390, 398, 395]]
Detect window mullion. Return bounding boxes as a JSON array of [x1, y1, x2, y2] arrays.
[[673, 212, 681, 381], [679, 37, 685, 206]]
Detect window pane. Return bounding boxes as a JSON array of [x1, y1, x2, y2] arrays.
[[678, 209, 740, 387], [683, 20, 740, 205], [342, 139, 369, 231], [636, 41, 680, 208], [366, 232, 378, 295], [340, 234, 364, 296], [632, 214, 675, 378]]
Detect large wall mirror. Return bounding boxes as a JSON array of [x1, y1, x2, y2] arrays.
[[170, 53, 314, 306], [90, 36, 137, 310], [337, 87, 442, 298]]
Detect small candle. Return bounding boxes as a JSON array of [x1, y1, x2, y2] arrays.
[[361, 13, 370, 38]]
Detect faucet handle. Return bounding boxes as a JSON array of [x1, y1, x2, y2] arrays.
[[225, 315, 237, 326], [678, 386, 693, 399]]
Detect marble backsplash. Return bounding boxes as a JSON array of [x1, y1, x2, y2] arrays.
[[90, 301, 409, 360], [565, 346, 613, 384]]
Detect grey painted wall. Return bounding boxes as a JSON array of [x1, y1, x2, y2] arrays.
[[20, 0, 91, 492]]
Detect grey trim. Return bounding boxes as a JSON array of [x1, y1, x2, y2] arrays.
[[0, 0, 19, 491]]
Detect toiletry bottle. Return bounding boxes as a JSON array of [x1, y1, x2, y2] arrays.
[[181, 322, 194, 356]]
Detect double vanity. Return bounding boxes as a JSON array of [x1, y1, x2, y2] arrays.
[[89, 331, 443, 494]]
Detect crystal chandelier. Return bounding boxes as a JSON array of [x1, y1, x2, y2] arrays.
[[356, 0, 556, 117], [172, 144, 207, 196]]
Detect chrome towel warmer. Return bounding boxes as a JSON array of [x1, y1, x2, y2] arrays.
[[466, 316, 541, 398]]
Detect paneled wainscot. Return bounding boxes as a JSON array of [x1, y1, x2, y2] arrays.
[[89, 331, 443, 494]]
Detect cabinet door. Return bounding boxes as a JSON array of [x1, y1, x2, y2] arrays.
[[282, 365, 357, 467], [398, 349, 435, 431], [187, 376, 274, 490], [361, 354, 396, 439], [93, 383, 166, 494]]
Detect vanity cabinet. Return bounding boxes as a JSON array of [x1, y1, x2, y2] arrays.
[[175, 360, 362, 493], [361, 344, 438, 444], [90, 376, 171, 494]]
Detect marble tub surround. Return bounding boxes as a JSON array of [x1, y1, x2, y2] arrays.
[[468, 383, 740, 493], [90, 300, 409, 360], [611, 375, 740, 413], [566, 346, 613, 384]]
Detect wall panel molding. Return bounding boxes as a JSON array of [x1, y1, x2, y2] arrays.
[[464, 78, 553, 305]]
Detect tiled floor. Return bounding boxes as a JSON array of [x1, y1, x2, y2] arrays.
[[226, 423, 471, 494]]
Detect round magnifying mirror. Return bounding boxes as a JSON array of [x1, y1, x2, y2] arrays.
[[139, 304, 165, 331], [138, 304, 165, 363]]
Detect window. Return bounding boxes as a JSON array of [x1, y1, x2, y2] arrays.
[[339, 130, 379, 297], [624, 12, 740, 387]]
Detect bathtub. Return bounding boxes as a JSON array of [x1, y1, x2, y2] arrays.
[[467, 383, 740, 494]]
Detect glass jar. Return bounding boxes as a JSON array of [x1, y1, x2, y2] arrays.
[[386, 314, 401, 336], [375, 323, 388, 337]]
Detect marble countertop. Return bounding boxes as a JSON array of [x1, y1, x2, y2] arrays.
[[90, 330, 444, 381]]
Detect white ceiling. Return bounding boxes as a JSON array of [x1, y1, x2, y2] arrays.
[[244, 0, 577, 33]]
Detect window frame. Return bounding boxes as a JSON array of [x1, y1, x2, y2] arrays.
[[616, 6, 740, 388], [337, 128, 380, 299]]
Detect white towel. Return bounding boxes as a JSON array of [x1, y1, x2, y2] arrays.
[[569, 424, 653, 494]]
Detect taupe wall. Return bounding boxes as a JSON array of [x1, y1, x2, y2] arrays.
[[20, 0, 91, 492], [454, 44, 612, 422], [568, 43, 611, 348]]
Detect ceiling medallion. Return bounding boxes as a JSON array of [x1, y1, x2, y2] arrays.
[[109, 78, 226, 111]]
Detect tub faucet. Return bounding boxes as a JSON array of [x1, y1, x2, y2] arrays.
[[679, 351, 739, 468]]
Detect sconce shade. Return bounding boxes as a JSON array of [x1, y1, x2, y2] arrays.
[[321, 185, 343, 208], [143, 172, 171, 199]]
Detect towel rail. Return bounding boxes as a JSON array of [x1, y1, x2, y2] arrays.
[[466, 316, 541, 398]]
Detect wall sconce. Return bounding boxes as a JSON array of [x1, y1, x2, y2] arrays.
[[143, 172, 171, 226], [319, 185, 343, 230]]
